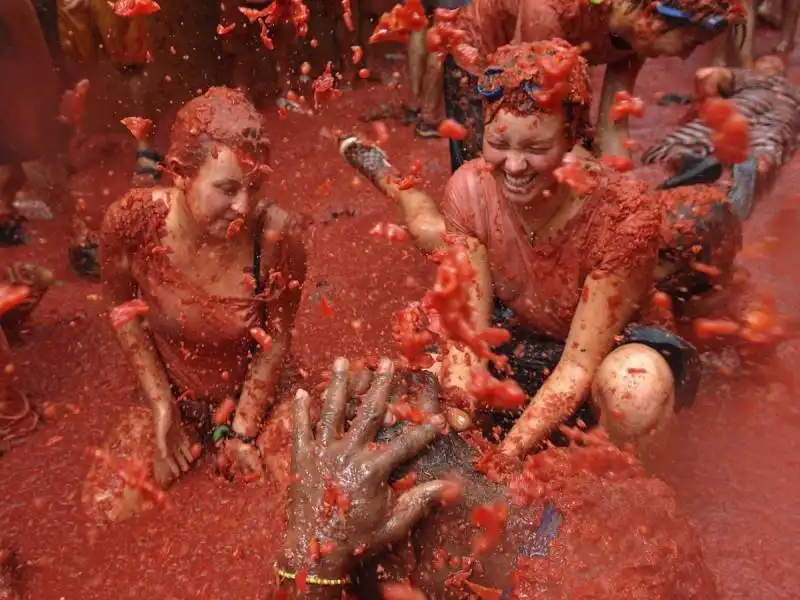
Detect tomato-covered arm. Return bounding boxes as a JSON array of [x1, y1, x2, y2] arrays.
[[383, 179, 447, 254], [499, 265, 652, 457], [440, 238, 494, 392], [454, 0, 519, 73], [597, 54, 645, 157], [232, 209, 308, 438], [100, 200, 175, 417]]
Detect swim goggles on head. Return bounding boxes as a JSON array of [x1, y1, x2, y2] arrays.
[[653, 2, 728, 32], [476, 67, 542, 102]]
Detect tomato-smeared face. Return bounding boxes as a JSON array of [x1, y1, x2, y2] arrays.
[[184, 146, 263, 239], [483, 109, 569, 206]]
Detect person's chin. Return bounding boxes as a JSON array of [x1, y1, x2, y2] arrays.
[[502, 184, 538, 205], [208, 222, 230, 239]]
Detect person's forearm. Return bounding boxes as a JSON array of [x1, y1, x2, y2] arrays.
[[382, 181, 447, 253], [597, 56, 645, 157], [442, 344, 482, 392], [232, 335, 287, 438], [115, 320, 173, 412], [500, 362, 594, 457]]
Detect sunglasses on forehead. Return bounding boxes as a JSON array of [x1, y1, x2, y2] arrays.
[[654, 2, 728, 32], [476, 67, 544, 102]]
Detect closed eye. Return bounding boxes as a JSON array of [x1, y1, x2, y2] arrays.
[[215, 180, 242, 196]]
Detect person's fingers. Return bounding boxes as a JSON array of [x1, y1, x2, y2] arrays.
[[446, 407, 473, 432], [174, 449, 190, 472], [371, 415, 445, 477], [346, 358, 394, 449], [180, 441, 195, 464], [318, 358, 350, 446], [292, 388, 313, 467], [409, 371, 441, 414], [166, 455, 181, 478], [243, 446, 264, 474], [373, 481, 457, 548]]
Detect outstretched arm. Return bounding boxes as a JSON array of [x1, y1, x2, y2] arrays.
[[100, 196, 194, 485], [276, 358, 455, 598], [232, 209, 308, 440], [339, 136, 447, 254], [500, 265, 651, 458]]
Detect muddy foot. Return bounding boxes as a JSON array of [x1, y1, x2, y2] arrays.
[[0, 548, 20, 600], [415, 121, 441, 138], [68, 243, 100, 280], [361, 103, 404, 123], [757, 3, 781, 28], [773, 40, 794, 55], [0, 218, 26, 247]]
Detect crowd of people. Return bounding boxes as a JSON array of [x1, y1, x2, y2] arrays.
[[1, 0, 799, 597]]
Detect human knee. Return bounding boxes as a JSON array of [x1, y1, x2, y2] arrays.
[[592, 344, 675, 444]]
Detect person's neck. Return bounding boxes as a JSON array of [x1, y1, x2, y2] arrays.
[[513, 181, 573, 237]]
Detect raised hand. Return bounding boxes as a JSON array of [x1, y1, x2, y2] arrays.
[[277, 357, 458, 589]]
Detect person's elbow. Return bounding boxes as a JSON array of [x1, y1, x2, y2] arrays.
[[408, 214, 446, 254], [552, 356, 596, 397]]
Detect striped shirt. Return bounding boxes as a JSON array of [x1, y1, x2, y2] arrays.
[[642, 70, 800, 168]]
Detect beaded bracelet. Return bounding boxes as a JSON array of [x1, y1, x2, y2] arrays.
[[212, 424, 256, 445], [275, 563, 350, 587]]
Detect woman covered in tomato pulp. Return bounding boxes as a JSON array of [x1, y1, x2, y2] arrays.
[[441, 40, 745, 457], [343, 39, 741, 457], [442, 0, 744, 168], [100, 87, 307, 487]]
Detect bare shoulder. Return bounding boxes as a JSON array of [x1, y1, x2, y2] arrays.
[[101, 187, 172, 250]]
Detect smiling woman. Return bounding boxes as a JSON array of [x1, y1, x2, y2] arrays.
[[99, 87, 307, 490], [341, 39, 742, 460]]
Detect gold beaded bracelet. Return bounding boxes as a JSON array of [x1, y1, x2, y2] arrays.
[[275, 563, 350, 587]]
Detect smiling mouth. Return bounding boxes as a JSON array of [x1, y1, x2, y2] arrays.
[[503, 172, 536, 192]]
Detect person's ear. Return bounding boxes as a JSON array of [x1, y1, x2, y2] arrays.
[[168, 158, 189, 189]]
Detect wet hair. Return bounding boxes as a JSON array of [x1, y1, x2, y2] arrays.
[[479, 40, 592, 146], [626, 0, 747, 46], [165, 87, 270, 177], [625, 0, 745, 20]]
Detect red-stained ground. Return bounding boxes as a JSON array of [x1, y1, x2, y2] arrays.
[[1, 30, 799, 599]]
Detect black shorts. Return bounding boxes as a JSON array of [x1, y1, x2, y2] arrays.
[[482, 300, 701, 444], [443, 54, 483, 172]]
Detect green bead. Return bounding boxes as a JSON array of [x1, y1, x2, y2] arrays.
[[213, 424, 231, 443]]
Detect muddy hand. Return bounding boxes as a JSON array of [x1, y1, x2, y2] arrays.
[[216, 437, 263, 482], [279, 357, 455, 576], [152, 401, 195, 488]]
